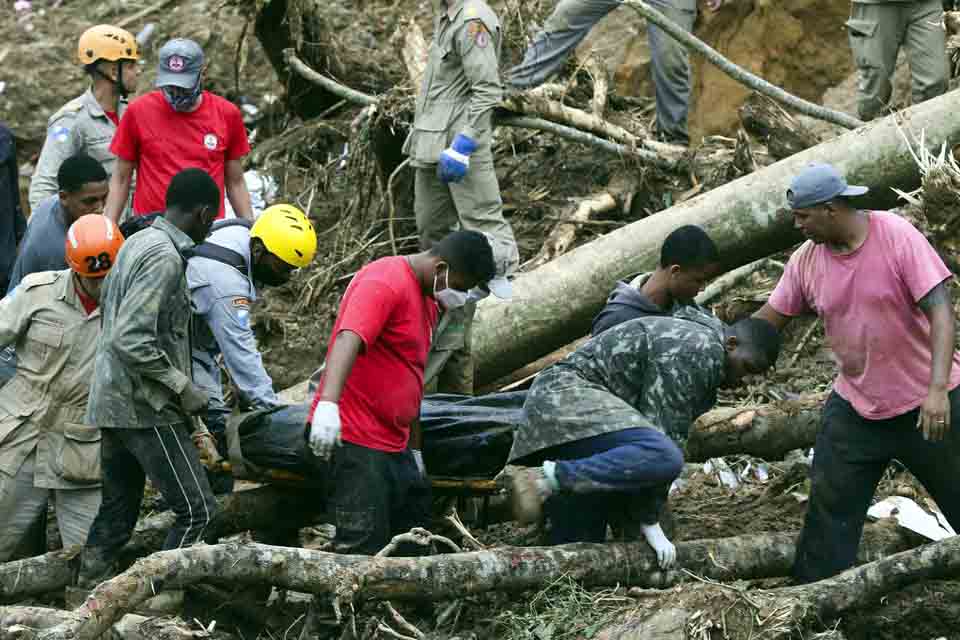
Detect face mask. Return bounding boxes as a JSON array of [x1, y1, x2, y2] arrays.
[[162, 80, 202, 112], [253, 260, 290, 288], [433, 266, 468, 310]]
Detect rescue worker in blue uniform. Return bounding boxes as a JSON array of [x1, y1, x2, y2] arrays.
[[186, 204, 317, 491]]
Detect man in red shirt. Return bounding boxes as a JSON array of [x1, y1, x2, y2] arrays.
[[308, 230, 499, 554], [102, 38, 253, 223], [754, 163, 960, 583]]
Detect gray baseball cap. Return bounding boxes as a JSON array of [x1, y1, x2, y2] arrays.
[[155, 38, 204, 89], [787, 163, 868, 209]]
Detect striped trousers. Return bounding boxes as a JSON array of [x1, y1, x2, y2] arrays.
[[78, 423, 217, 585]]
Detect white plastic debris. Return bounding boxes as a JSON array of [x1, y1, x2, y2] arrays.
[[223, 170, 279, 220], [867, 496, 956, 541], [705, 457, 740, 490], [14, 0, 31, 13]]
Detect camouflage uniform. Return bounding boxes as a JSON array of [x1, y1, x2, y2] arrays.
[[405, 0, 520, 394], [847, 0, 947, 121], [511, 312, 726, 462], [511, 313, 726, 543], [28, 89, 133, 218], [79, 216, 216, 585]]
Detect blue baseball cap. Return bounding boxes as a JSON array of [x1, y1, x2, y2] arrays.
[[156, 38, 204, 89], [787, 163, 868, 209]]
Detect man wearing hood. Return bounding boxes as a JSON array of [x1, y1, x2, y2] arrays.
[[187, 204, 317, 492], [592, 225, 720, 336]]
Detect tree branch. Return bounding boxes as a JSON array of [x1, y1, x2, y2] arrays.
[[621, 0, 864, 130], [282, 49, 684, 171], [30, 525, 918, 640]]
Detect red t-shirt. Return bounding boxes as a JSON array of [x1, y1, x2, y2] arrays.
[[309, 257, 439, 452], [104, 111, 120, 127], [110, 90, 250, 219], [75, 282, 99, 315], [770, 211, 960, 419]]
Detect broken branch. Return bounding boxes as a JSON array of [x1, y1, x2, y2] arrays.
[[621, 0, 864, 130]]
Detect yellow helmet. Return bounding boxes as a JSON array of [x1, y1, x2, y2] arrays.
[[250, 204, 317, 269], [78, 25, 140, 65]]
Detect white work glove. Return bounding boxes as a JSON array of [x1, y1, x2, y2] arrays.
[[641, 522, 677, 570], [309, 401, 341, 459], [411, 449, 426, 477]]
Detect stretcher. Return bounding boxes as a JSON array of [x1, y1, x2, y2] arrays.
[[208, 392, 527, 498]]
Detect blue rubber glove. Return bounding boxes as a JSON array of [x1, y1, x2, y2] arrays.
[[438, 133, 478, 184]]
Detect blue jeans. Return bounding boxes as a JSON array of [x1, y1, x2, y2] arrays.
[[534, 427, 683, 544]]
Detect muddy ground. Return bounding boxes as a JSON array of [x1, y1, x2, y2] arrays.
[[3, 0, 960, 638]]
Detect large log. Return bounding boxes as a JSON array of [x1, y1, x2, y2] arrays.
[[471, 91, 960, 385], [29, 523, 918, 640], [685, 392, 826, 462], [0, 487, 321, 603], [597, 528, 960, 640]]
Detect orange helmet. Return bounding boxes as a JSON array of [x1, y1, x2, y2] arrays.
[[66, 215, 124, 278], [78, 25, 140, 66]]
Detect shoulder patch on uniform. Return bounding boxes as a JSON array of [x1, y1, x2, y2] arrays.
[[232, 296, 251, 308], [50, 125, 71, 143], [21, 270, 62, 290], [466, 21, 490, 48]]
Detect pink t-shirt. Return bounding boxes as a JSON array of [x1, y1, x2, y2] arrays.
[[770, 211, 960, 419]]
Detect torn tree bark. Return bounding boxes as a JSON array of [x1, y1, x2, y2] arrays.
[[529, 193, 619, 269], [471, 90, 960, 386], [29, 524, 918, 640], [685, 392, 826, 462], [739, 92, 821, 160]]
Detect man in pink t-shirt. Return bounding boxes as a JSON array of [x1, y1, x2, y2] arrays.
[[755, 163, 960, 583]]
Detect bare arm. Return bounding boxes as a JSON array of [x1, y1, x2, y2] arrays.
[[319, 330, 364, 403], [752, 303, 793, 333], [918, 281, 954, 441], [103, 158, 135, 224], [224, 159, 254, 221]]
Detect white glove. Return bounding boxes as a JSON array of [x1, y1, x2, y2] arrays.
[[411, 449, 426, 477], [309, 401, 341, 459], [641, 522, 677, 570]]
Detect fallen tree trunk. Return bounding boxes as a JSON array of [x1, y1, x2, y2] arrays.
[[28, 524, 918, 640], [599, 527, 960, 640], [685, 392, 826, 462], [471, 90, 960, 385], [739, 92, 820, 160], [0, 486, 321, 603]]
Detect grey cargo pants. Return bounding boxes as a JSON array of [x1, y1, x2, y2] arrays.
[[508, 0, 696, 143], [847, 0, 947, 121]]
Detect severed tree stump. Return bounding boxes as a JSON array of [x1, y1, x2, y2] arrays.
[[739, 92, 820, 160]]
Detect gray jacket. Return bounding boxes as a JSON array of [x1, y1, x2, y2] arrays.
[[187, 223, 280, 411], [87, 217, 195, 429], [28, 89, 128, 212], [6, 196, 69, 295]]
